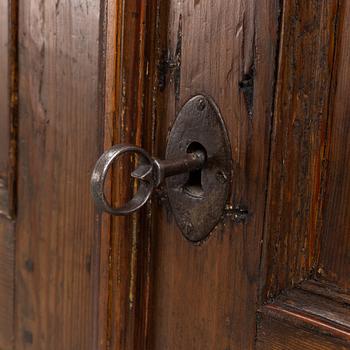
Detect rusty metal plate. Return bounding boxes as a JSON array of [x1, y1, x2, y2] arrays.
[[166, 95, 232, 242]]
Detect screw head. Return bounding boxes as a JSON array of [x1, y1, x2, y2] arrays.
[[197, 98, 206, 111], [216, 170, 228, 184]]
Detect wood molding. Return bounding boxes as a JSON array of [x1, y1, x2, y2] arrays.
[[100, 1, 158, 348], [257, 281, 350, 349]]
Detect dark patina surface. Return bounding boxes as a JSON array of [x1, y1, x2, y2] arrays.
[[166, 94, 232, 242]]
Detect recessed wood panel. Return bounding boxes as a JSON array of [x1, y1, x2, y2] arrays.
[[318, 0, 350, 291], [261, 0, 340, 299], [15, 1, 103, 348]]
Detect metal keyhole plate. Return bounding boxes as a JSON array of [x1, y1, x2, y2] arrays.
[[166, 95, 232, 242]]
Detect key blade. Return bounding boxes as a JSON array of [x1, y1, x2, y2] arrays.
[[131, 164, 153, 183]]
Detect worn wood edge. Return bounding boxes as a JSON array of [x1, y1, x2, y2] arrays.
[[258, 287, 350, 344], [133, 2, 160, 349], [259, 305, 350, 343], [276, 288, 350, 332], [0, 180, 11, 219], [300, 279, 350, 306], [125, 0, 150, 348], [96, 0, 117, 348], [103, 1, 157, 349], [257, 305, 350, 349], [0, 0, 18, 220], [96, 1, 154, 348], [8, 0, 18, 219], [257, 0, 284, 303]]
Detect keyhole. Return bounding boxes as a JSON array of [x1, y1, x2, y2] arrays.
[[184, 142, 207, 198]]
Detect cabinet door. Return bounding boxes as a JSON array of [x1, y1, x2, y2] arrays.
[[106, 1, 350, 349]]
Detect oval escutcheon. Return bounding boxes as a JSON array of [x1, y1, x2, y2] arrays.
[[166, 95, 232, 242]]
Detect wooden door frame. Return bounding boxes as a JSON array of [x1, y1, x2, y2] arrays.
[[98, 1, 158, 348]]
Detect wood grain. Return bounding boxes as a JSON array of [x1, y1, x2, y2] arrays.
[[15, 1, 103, 349], [257, 304, 350, 350], [0, 1, 17, 348], [318, 0, 350, 291], [104, 1, 155, 349], [95, 0, 117, 348], [6, 0, 350, 349], [0, 0, 18, 219], [0, 217, 15, 350], [0, 0, 10, 186], [261, 0, 341, 299], [148, 1, 280, 348], [301, 279, 350, 305], [257, 284, 350, 349], [274, 288, 350, 334]]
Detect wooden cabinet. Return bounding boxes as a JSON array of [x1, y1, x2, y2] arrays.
[[0, 0, 349, 349]]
